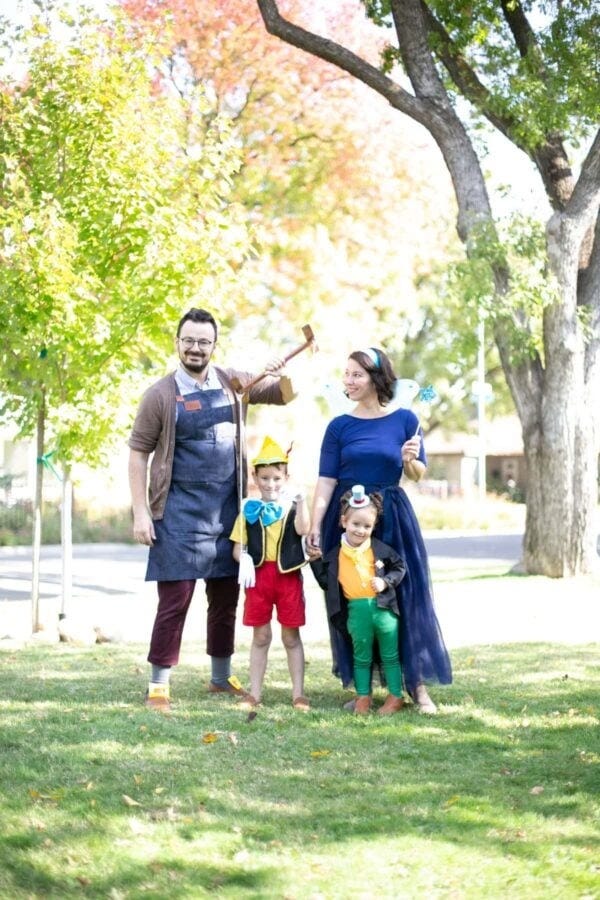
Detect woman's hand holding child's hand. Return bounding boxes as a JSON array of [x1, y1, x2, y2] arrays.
[[371, 576, 386, 594]]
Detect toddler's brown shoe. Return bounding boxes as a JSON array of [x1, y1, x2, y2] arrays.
[[377, 694, 404, 716], [354, 696, 372, 715]]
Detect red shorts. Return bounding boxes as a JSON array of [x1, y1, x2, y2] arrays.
[[243, 562, 306, 628]]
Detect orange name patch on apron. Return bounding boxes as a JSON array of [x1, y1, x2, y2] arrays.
[[183, 399, 202, 411]]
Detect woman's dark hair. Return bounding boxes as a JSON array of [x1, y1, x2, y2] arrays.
[[349, 347, 396, 405], [177, 308, 218, 341], [339, 490, 383, 521]]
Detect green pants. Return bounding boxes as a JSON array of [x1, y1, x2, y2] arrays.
[[347, 598, 402, 697]]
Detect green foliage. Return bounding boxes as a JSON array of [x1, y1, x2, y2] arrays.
[[0, 641, 598, 898], [446, 215, 559, 362], [0, 4, 248, 467], [366, 1, 599, 147], [0, 500, 133, 545]]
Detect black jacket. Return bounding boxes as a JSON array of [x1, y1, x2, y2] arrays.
[[246, 503, 306, 573], [310, 537, 405, 631]]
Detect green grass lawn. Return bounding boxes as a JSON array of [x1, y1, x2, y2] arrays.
[[0, 641, 598, 899]]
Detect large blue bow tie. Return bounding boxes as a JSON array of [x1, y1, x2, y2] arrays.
[[244, 499, 283, 526]]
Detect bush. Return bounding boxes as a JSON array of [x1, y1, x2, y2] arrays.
[[410, 493, 526, 532], [0, 501, 133, 545]]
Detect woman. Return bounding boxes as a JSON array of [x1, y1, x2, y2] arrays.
[[308, 347, 452, 713]]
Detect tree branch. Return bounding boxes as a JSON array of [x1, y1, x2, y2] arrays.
[[500, 0, 538, 59], [564, 129, 600, 227], [418, 0, 524, 148], [255, 0, 429, 126]]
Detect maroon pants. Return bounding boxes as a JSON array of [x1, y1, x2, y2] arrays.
[[147, 576, 240, 666]]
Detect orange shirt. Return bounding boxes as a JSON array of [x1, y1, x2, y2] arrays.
[[338, 541, 376, 599]]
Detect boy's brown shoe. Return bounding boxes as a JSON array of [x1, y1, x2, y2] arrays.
[[238, 694, 260, 711], [377, 694, 404, 716], [292, 696, 311, 712]]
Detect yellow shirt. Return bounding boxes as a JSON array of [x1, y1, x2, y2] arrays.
[[338, 539, 375, 599], [230, 513, 283, 562]]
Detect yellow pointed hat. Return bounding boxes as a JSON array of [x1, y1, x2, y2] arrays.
[[252, 436, 289, 466]]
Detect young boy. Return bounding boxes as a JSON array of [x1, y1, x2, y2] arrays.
[[230, 436, 310, 710]]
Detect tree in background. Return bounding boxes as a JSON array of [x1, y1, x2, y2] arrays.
[[121, 0, 455, 362], [0, 5, 248, 624], [257, 0, 600, 577]]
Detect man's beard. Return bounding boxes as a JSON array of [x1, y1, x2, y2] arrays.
[[182, 357, 208, 375]]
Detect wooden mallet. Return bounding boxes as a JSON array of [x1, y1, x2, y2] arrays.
[[231, 324, 317, 395]]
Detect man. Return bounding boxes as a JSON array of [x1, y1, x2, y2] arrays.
[[128, 308, 295, 710]]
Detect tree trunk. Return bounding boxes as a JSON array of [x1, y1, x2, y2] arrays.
[[31, 396, 45, 633], [523, 203, 600, 576]]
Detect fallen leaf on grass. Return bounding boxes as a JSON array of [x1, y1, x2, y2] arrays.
[[154, 787, 165, 795], [201, 732, 218, 743], [28, 788, 64, 803], [227, 733, 239, 745], [133, 775, 143, 786], [310, 750, 331, 758], [530, 785, 544, 795], [122, 794, 142, 807], [442, 795, 461, 809]]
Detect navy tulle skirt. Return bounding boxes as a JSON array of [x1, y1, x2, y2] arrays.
[[320, 482, 452, 694]]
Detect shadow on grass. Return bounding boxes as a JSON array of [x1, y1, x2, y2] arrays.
[[0, 641, 598, 898]]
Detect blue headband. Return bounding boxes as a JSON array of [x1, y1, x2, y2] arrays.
[[363, 347, 380, 368]]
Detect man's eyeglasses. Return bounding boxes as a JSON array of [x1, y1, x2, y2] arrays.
[[178, 337, 214, 349]]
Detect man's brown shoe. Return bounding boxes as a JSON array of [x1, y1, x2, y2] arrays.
[[377, 694, 404, 716], [145, 685, 171, 713], [208, 676, 252, 700], [354, 696, 372, 715]]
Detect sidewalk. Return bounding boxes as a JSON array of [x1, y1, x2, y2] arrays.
[[0, 539, 598, 649]]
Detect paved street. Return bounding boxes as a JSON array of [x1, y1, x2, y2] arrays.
[[0, 534, 598, 649]]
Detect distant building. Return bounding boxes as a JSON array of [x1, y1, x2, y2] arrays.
[[422, 415, 526, 498]]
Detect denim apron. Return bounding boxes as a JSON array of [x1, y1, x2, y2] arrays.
[[146, 387, 238, 581]]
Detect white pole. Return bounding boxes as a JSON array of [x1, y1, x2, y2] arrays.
[[477, 316, 486, 502], [60, 468, 73, 620]]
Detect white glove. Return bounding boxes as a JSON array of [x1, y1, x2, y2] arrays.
[[238, 551, 256, 588]]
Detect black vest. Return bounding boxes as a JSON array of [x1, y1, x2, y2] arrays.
[[246, 504, 306, 573]]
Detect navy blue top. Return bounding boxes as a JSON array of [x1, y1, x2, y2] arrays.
[[319, 409, 426, 488]]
